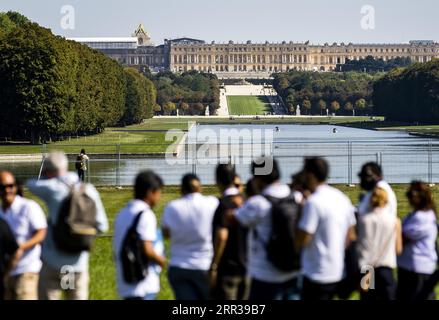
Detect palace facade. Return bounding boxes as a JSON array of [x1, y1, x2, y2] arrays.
[[70, 25, 439, 77]]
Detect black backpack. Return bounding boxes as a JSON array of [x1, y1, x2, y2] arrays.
[[263, 194, 301, 272], [53, 183, 98, 253], [120, 211, 149, 284]]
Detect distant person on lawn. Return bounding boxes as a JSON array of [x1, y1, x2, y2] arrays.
[[75, 149, 89, 182]]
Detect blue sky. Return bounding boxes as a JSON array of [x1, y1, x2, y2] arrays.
[[1, 0, 438, 44]]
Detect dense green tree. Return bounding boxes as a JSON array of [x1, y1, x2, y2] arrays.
[[318, 99, 327, 115], [344, 101, 354, 115], [302, 99, 312, 115], [163, 102, 176, 115], [355, 98, 367, 111], [149, 70, 219, 115], [330, 101, 340, 114], [0, 12, 156, 142], [273, 70, 378, 116], [179, 102, 190, 115], [373, 60, 439, 121]]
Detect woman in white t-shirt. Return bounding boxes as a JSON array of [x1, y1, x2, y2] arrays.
[[356, 187, 402, 301]]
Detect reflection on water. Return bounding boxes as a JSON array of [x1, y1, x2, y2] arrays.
[[2, 124, 438, 185]]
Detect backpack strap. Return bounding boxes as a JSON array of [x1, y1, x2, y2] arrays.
[[128, 211, 145, 235]]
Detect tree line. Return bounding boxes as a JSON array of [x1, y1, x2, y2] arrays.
[[0, 12, 156, 143], [145, 70, 220, 116], [273, 71, 381, 115], [373, 59, 439, 122]]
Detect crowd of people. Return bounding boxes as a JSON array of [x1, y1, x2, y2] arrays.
[[0, 151, 438, 301]]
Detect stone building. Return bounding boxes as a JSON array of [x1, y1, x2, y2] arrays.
[[70, 25, 439, 77]]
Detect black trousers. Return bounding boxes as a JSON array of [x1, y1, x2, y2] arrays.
[[301, 277, 339, 300], [360, 267, 396, 301], [168, 266, 209, 300], [77, 169, 85, 182], [397, 267, 436, 301]]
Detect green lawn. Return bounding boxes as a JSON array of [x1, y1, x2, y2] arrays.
[[227, 96, 271, 115], [0, 119, 191, 155], [24, 184, 439, 300]]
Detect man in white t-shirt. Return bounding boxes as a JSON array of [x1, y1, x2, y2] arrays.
[[296, 158, 356, 300], [114, 171, 166, 300], [162, 174, 219, 300], [230, 158, 300, 300], [0, 171, 47, 300], [357, 162, 397, 217]]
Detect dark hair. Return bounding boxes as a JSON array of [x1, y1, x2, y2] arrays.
[[216, 164, 236, 187], [245, 177, 260, 198], [134, 171, 163, 200], [407, 181, 436, 213], [80, 149, 86, 154], [303, 157, 329, 182], [291, 170, 307, 191], [251, 156, 280, 185], [181, 173, 201, 194], [360, 162, 382, 177]]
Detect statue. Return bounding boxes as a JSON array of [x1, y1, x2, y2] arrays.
[[205, 105, 210, 116], [296, 104, 301, 116]]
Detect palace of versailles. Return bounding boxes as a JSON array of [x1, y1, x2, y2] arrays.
[[70, 24, 439, 78]]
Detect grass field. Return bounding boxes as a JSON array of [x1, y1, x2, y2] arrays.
[[227, 96, 271, 115], [0, 117, 384, 155], [25, 184, 439, 300]]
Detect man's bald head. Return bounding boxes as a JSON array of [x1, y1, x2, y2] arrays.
[[0, 171, 15, 185], [0, 171, 17, 209]]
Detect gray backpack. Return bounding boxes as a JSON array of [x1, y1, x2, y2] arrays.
[[53, 183, 98, 253]]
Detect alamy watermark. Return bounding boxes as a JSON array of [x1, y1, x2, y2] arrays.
[[361, 5, 375, 31], [165, 122, 275, 175], [60, 265, 76, 290], [60, 5, 75, 30]]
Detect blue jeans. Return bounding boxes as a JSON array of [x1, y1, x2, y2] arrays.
[[124, 293, 157, 300], [249, 276, 302, 300]]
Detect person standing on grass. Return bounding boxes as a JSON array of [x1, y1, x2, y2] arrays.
[[397, 181, 438, 301], [0, 218, 19, 300], [228, 157, 301, 300], [210, 164, 248, 300], [356, 187, 402, 301], [75, 149, 89, 182], [0, 171, 47, 300], [113, 171, 167, 300], [296, 157, 356, 300], [27, 151, 108, 300], [358, 162, 397, 217], [162, 174, 219, 300]]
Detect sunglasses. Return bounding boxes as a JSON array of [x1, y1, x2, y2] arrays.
[[0, 184, 15, 191]]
